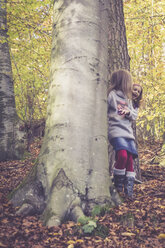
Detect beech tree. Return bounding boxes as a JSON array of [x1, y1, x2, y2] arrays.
[[10, 0, 132, 226], [0, 0, 26, 161]]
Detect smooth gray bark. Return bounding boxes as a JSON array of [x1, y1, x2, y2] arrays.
[[11, 0, 121, 227], [0, 0, 26, 161]]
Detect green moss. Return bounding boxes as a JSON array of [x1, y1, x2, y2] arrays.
[[91, 204, 113, 217], [21, 151, 31, 160], [78, 215, 109, 238], [78, 216, 91, 225]]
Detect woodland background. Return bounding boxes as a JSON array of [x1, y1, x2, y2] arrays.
[[0, 1, 165, 247], [7, 0, 165, 144]]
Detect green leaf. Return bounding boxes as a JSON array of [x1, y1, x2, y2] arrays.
[[82, 221, 97, 234]]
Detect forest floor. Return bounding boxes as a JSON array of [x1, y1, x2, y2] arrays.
[[0, 139, 165, 248]]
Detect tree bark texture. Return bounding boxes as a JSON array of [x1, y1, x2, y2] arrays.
[[107, 0, 130, 73], [11, 0, 121, 227], [107, 0, 141, 180], [0, 0, 26, 161]]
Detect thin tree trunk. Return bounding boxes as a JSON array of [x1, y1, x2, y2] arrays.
[[0, 0, 27, 161], [132, 121, 142, 180]]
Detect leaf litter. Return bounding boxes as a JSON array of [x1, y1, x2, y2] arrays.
[[0, 139, 165, 247]]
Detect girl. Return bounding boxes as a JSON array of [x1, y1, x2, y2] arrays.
[[127, 83, 143, 124], [107, 69, 138, 199], [132, 83, 143, 109]]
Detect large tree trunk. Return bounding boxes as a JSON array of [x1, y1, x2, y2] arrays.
[[0, 0, 26, 161], [10, 0, 121, 227], [107, 0, 141, 180]]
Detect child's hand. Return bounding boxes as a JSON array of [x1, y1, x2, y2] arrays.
[[119, 107, 130, 116]]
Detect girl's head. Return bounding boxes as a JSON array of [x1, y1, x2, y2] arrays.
[[132, 84, 143, 108], [108, 69, 133, 99]]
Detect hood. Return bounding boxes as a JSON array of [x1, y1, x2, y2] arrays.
[[114, 90, 126, 99]]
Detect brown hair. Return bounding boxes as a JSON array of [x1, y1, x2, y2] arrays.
[[107, 69, 133, 99], [132, 84, 143, 108]]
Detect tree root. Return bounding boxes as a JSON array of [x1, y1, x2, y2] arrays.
[[16, 203, 34, 216]]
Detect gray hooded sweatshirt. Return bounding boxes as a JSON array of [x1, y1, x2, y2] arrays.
[[107, 90, 138, 141]]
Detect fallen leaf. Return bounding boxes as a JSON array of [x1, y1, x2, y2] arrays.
[[33, 245, 43, 248], [75, 239, 84, 243], [158, 234, 165, 239], [1, 218, 9, 224], [0, 242, 7, 247], [67, 245, 74, 248], [67, 240, 75, 245], [53, 232, 60, 236], [121, 232, 136, 237]]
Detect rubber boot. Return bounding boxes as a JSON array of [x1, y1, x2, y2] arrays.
[[114, 174, 125, 193], [124, 172, 135, 199]]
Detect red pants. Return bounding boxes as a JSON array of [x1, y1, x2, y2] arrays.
[[115, 150, 134, 172]]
